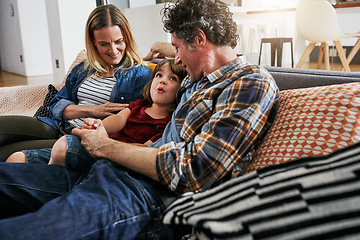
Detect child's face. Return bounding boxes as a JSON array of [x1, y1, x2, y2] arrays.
[[150, 63, 182, 107]]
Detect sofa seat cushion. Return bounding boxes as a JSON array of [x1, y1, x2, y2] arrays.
[[245, 82, 360, 173]]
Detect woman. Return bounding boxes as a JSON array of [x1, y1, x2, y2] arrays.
[[0, 4, 152, 162], [7, 59, 187, 165]]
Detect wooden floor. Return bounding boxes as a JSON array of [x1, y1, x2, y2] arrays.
[[303, 61, 360, 72], [0, 70, 55, 87], [0, 61, 359, 88]]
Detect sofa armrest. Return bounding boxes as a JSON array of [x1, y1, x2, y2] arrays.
[[0, 82, 63, 116]]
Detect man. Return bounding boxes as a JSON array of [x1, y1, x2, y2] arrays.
[[0, 0, 278, 239]]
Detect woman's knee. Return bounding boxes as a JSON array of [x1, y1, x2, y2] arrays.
[[6, 151, 27, 163]]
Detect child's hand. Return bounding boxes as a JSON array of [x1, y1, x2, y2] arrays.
[[81, 118, 102, 130]]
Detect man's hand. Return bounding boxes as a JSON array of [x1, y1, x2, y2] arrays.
[[71, 123, 159, 181], [72, 123, 110, 159], [143, 42, 175, 61]]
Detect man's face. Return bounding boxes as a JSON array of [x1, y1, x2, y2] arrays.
[[171, 34, 203, 82]]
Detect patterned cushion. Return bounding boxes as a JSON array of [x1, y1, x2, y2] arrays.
[[245, 82, 360, 173], [33, 84, 58, 117], [32, 50, 87, 118]]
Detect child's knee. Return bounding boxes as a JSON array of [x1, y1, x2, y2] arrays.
[[6, 152, 27, 163], [49, 136, 67, 166]]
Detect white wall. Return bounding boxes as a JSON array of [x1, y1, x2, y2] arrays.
[[0, 0, 23, 75], [46, 0, 96, 82], [336, 7, 360, 46], [125, 3, 170, 58], [129, 0, 155, 8], [0, 0, 52, 77], [18, 0, 52, 76]]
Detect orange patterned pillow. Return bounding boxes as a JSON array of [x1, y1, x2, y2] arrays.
[[245, 82, 360, 173]]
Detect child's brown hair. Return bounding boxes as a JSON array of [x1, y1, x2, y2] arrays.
[[142, 59, 187, 112]]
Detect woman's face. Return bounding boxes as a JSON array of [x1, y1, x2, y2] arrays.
[[93, 25, 126, 67]]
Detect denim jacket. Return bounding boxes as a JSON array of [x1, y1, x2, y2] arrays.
[[38, 62, 152, 130]]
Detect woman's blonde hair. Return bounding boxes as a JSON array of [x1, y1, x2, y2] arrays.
[[85, 4, 143, 75], [142, 59, 187, 113]]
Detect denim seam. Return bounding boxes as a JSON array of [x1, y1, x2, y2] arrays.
[[0, 182, 65, 195], [78, 207, 163, 239]]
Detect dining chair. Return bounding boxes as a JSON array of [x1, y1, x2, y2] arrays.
[[295, 0, 360, 71], [347, 38, 360, 66]]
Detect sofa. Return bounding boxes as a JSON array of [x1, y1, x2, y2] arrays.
[[0, 51, 87, 162], [0, 50, 87, 117], [1, 56, 360, 238], [166, 66, 360, 239]]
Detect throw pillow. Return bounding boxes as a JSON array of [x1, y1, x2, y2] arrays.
[[245, 82, 360, 173], [33, 84, 58, 118]]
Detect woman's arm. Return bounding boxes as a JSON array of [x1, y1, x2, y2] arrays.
[[49, 63, 84, 122], [80, 107, 131, 135], [63, 102, 128, 120]]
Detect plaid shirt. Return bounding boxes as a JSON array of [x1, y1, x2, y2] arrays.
[[156, 57, 279, 193]]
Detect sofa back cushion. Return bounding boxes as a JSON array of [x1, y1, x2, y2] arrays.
[[245, 82, 360, 173], [63, 50, 87, 85], [265, 66, 360, 91]]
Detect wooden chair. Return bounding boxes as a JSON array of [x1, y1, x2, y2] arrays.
[[347, 38, 360, 66], [295, 0, 360, 71]]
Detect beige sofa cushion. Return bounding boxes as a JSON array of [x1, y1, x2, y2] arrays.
[[0, 50, 87, 116]]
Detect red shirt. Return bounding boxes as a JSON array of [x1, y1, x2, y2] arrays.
[[109, 99, 171, 144]]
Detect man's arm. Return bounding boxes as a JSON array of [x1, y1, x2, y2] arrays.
[[143, 42, 175, 61], [72, 124, 159, 180], [156, 69, 279, 193]]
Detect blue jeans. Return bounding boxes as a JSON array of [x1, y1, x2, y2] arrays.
[[23, 135, 103, 172], [0, 160, 173, 239], [23, 135, 97, 172], [23, 147, 52, 164], [64, 134, 97, 172]]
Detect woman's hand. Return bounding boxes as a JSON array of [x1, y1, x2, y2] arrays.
[[63, 102, 128, 120], [90, 103, 128, 118]]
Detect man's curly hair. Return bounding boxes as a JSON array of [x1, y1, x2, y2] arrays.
[[162, 0, 239, 48]]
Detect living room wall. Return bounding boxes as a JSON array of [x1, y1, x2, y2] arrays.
[[45, 0, 96, 82], [0, 0, 52, 77]]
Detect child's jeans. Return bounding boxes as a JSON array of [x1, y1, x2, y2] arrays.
[[23, 134, 96, 172]]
